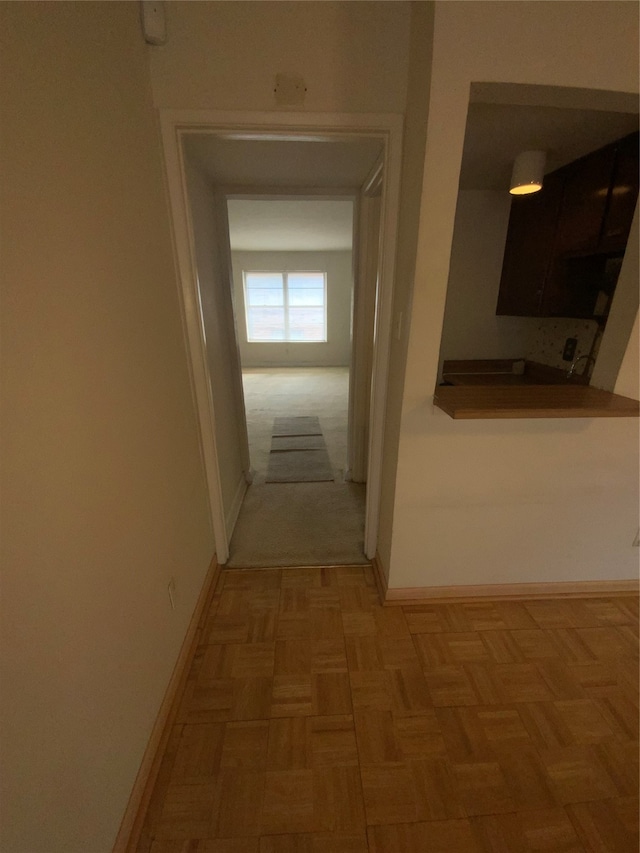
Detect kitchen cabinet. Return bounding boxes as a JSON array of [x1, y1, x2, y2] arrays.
[[496, 131, 638, 319], [551, 145, 616, 257], [600, 131, 640, 252], [496, 170, 564, 316]]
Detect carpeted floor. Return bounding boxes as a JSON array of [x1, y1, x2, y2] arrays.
[[227, 368, 367, 568]]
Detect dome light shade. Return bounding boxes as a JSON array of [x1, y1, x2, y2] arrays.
[[510, 150, 546, 195]]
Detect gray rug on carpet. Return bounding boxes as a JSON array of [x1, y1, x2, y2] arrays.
[[266, 448, 334, 483], [272, 415, 322, 436], [266, 415, 334, 483], [271, 434, 326, 451]]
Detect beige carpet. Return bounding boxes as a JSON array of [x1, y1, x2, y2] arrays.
[[227, 367, 366, 568]]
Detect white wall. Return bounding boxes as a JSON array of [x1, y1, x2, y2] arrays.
[[0, 4, 213, 851], [438, 191, 538, 367], [389, 1, 639, 589], [231, 251, 353, 367], [185, 163, 248, 527], [149, 1, 410, 113]]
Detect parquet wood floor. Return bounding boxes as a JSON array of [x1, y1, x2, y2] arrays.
[[137, 567, 639, 853]]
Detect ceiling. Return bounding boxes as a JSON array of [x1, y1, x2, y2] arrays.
[[184, 133, 380, 251], [459, 102, 639, 191], [227, 199, 354, 252], [183, 134, 383, 189]]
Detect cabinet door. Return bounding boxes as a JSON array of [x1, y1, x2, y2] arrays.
[[599, 131, 639, 252], [496, 170, 564, 316], [553, 145, 616, 256]]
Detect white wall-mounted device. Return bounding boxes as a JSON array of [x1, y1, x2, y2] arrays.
[[141, 1, 166, 46]]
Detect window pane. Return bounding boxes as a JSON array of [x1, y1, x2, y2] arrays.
[[247, 307, 285, 341], [246, 273, 284, 289], [246, 288, 284, 307], [288, 288, 324, 307], [288, 307, 326, 341], [288, 273, 325, 289], [245, 273, 284, 309]]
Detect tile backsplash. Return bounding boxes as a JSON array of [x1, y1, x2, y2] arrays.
[[526, 318, 600, 372]]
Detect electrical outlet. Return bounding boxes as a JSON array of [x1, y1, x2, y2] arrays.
[[167, 577, 176, 610], [633, 529, 640, 547], [562, 337, 578, 361], [274, 74, 307, 106]]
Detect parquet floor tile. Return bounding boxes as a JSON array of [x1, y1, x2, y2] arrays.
[[367, 819, 483, 852], [452, 761, 516, 816], [538, 745, 621, 805], [259, 834, 368, 852], [472, 807, 585, 852], [139, 570, 638, 851], [567, 796, 640, 852], [151, 840, 259, 852]]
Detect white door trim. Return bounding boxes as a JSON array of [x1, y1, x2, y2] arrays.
[[159, 110, 403, 563], [348, 190, 381, 485], [212, 188, 252, 483], [160, 123, 231, 562], [361, 125, 402, 559]]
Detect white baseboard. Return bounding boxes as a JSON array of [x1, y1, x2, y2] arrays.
[[225, 473, 248, 541], [383, 578, 639, 605]]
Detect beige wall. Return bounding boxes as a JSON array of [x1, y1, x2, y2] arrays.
[[389, 0, 640, 589], [149, 1, 410, 113], [0, 4, 213, 851], [438, 191, 538, 369], [376, 1, 434, 576], [231, 251, 353, 367], [185, 163, 248, 528]]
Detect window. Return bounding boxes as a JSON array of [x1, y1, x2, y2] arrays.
[[244, 272, 327, 342]]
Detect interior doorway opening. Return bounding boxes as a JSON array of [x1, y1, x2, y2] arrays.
[[160, 112, 403, 565], [223, 195, 366, 566]]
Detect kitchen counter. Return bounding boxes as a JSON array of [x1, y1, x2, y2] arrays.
[[434, 384, 640, 419]]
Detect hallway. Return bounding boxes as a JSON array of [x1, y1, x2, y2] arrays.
[[227, 368, 366, 568], [139, 566, 639, 851]]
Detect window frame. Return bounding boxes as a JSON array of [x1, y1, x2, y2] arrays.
[[243, 270, 328, 343]]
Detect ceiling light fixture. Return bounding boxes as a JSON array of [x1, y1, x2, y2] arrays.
[[510, 150, 546, 195]]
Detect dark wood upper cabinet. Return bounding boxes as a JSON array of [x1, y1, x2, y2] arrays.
[[600, 131, 639, 252], [552, 146, 616, 256], [496, 170, 564, 316], [496, 131, 639, 319]]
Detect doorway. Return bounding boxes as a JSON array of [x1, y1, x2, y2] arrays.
[[225, 196, 365, 566], [160, 111, 403, 565]]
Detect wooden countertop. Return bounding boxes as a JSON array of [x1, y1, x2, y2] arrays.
[[434, 384, 640, 419], [444, 374, 537, 386]]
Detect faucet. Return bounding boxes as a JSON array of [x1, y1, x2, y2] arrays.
[[566, 353, 596, 380]]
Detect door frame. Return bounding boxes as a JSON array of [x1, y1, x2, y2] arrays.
[[159, 110, 403, 562], [348, 155, 384, 484]]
